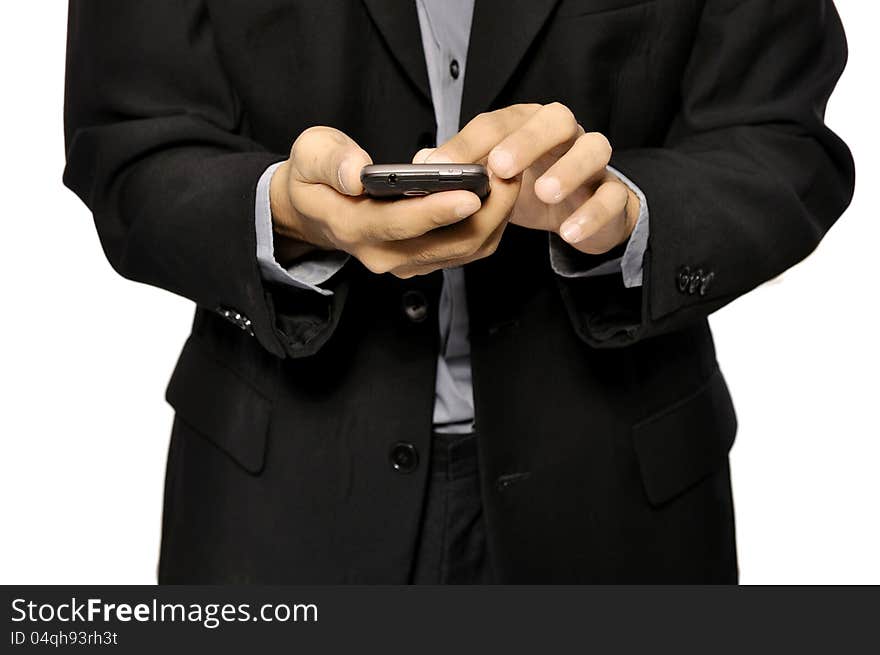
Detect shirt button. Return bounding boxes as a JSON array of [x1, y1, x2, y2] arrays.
[[389, 442, 419, 473], [401, 290, 428, 323], [449, 58, 460, 80]]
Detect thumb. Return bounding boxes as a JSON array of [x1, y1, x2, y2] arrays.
[[290, 126, 372, 195], [412, 147, 436, 164]]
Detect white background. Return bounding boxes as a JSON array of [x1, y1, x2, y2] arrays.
[[0, 2, 876, 584]]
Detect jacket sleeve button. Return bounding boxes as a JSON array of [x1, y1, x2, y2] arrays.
[[688, 269, 704, 295], [699, 271, 715, 296], [676, 267, 692, 293]]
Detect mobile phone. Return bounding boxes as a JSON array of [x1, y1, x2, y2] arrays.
[[361, 164, 490, 199]]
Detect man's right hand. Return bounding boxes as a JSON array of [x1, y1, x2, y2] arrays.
[[270, 126, 520, 278]]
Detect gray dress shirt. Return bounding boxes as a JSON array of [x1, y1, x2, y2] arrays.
[[254, 0, 650, 434]]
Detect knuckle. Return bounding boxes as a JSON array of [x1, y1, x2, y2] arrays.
[[575, 132, 592, 148], [289, 138, 306, 162], [438, 139, 467, 162], [497, 104, 539, 132], [294, 125, 327, 148], [480, 239, 500, 258], [598, 182, 627, 213], [300, 125, 326, 138], [580, 240, 608, 255], [383, 222, 411, 241], [427, 210, 452, 228], [592, 196, 615, 219], [330, 221, 359, 248], [610, 180, 629, 205], [473, 111, 494, 131], [588, 132, 613, 160], [459, 239, 482, 259], [291, 126, 338, 166], [546, 102, 577, 129], [362, 255, 392, 275], [514, 103, 542, 117], [414, 247, 448, 265], [410, 249, 434, 266]]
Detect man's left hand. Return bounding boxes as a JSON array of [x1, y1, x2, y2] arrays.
[[415, 103, 640, 255]]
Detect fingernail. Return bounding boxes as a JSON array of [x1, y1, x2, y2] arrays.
[[489, 149, 514, 177], [455, 198, 481, 218], [560, 220, 585, 243], [337, 157, 352, 194], [424, 150, 442, 163], [536, 176, 562, 202]]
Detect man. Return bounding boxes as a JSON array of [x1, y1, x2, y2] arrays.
[[63, 0, 854, 583]]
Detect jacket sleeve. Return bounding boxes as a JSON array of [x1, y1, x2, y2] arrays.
[[62, 1, 343, 359], [556, 0, 855, 348]]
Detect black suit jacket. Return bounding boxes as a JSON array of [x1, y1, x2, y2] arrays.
[[63, 0, 854, 583]]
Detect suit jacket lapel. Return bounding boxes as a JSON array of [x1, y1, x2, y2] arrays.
[[461, 0, 561, 125], [362, 0, 432, 102]]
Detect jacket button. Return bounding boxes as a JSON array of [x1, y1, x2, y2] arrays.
[[401, 290, 428, 323], [389, 442, 419, 473], [676, 267, 691, 294]]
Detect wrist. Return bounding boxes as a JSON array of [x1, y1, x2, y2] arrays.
[[623, 184, 641, 238], [268, 160, 322, 262], [269, 161, 298, 236]]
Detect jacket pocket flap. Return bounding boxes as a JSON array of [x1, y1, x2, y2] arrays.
[[631, 368, 737, 506], [165, 336, 271, 474]]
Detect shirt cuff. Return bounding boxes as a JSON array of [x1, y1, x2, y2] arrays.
[[255, 162, 349, 296], [548, 165, 650, 289]]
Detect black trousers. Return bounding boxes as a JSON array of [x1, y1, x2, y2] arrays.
[[409, 431, 494, 584]]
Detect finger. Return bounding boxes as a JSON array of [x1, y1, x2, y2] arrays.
[[576, 213, 633, 255], [533, 132, 613, 204], [390, 216, 509, 278], [380, 172, 520, 268], [366, 190, 483, 241], [425, 104, 541, 164], [292, 183, 482, 246], [290, 126, 372, 195], [558, 180, 629, 250], [412, 147, 436, 164], [486, 102, 580, 179]]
